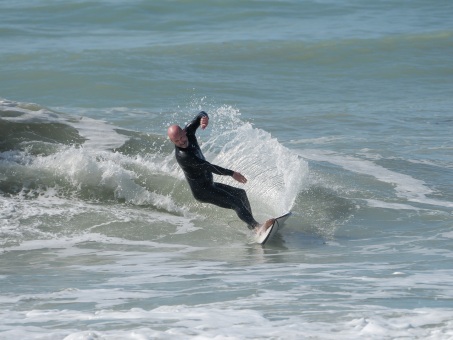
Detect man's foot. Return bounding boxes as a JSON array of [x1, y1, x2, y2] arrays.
[[255, 218, 275, 235]]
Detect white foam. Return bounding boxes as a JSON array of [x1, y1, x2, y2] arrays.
[[0, 99, 128, 150], [365, 199, 423, 211], [3, 230, 195, 252], [0, 99, 61, 123], [69, 116, 128, 150], [297, 149, 453, 208], [289, 136, 346, 145], [441, 231, 453, 239], [30, 146, 186, 213], [2, 306, 453, 340]]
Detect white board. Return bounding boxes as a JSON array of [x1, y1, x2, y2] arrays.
[[255, 212, 292, 245]]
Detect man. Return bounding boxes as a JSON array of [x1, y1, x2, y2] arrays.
[[167, 111, 274, 234]]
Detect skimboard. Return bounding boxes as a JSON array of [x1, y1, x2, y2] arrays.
[[255, 212, 292, 245]]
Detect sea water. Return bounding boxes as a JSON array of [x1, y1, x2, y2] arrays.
[[1, 1, 453, 339]]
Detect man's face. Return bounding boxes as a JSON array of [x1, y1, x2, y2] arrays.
[[171, 128, 188, 148]]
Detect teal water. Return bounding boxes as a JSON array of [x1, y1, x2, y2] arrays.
[[1, 1, 453, 339]]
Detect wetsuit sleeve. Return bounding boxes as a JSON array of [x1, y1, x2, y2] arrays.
[[184, 111, 208, 137], [177, 149, 234, 177], [200, 159, 235, 177], [176, 111, 235, 179]]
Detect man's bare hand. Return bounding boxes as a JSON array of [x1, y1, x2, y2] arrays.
[[232, 172, 247, 184], [201, 116, 209, 130]]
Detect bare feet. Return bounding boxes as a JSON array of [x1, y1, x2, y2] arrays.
[[255, 218, 276, 235]]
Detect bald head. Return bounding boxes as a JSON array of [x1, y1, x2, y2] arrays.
[[167, 124, 182, 139], [167, 124, 188, 148]]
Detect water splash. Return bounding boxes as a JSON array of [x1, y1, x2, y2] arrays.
[[200, 106, 308, 215]]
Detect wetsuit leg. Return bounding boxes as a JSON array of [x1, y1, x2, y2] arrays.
[[215, 183, 254, 217], [191, 183, 259, 229]]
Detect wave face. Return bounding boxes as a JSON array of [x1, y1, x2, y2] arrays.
[[0, 99, 309, 248]]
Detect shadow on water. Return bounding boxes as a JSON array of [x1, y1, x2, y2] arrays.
[[292, 184, 358, 240]]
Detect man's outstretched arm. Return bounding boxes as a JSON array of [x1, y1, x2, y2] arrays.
[[184, 111, 209, 136]]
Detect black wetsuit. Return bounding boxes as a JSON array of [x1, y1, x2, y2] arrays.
[[174, 112, 259, 229]]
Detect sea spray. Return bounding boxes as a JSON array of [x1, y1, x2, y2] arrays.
[[201, 106, 308, 215]]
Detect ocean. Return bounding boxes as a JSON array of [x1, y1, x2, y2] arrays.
[[1, 0, 453, 339]]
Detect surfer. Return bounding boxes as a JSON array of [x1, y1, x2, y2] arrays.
[[167, 111, 274, 234]]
